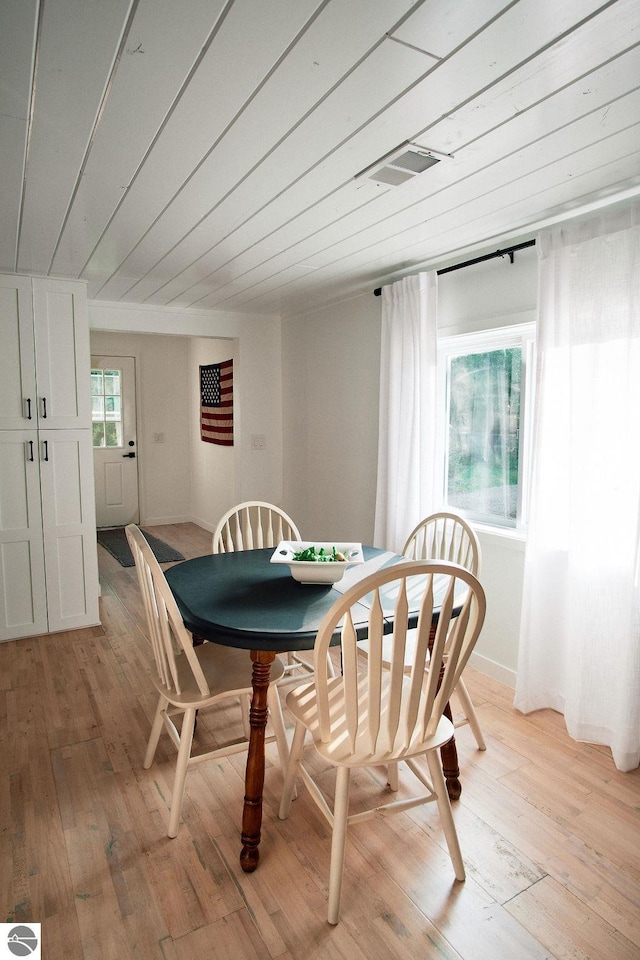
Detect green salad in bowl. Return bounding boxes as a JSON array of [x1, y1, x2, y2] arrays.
[[292, 545, 349, 562], [271, 541, 364, 584]]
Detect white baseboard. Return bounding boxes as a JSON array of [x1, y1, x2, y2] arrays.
[[187, 515, 217, 534], [468, 650, 516, 689], [139, 515, 191, 526]]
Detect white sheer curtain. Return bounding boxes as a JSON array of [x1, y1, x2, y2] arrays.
[[515, 202, 640, 772], [374, 271, 438, 553]]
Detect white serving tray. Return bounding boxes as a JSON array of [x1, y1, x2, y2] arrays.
[[270, 540, 364, 584]]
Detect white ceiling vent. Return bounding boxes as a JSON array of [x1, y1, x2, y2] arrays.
[[355, 141, 450, 186]]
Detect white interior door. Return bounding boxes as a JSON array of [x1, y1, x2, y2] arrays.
[[91, 356, 139, 527]]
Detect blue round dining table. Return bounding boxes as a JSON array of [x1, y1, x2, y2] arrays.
[[165, 546, 462, 871], [165, 546, 386, 650]]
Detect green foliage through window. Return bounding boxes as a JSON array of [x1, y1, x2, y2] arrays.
[[440, 324, 534, 529]]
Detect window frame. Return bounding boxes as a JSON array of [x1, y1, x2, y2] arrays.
[[436, 321, 536, 534]]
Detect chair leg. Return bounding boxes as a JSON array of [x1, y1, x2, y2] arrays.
[[278, 722, 306, 820], [143, 695, 167, 769], [168, 706, 197, 839], [327, 766, 351, 925], [455, 677, 486, 750], [267, 684, 290, 769], [240, 694, 251, 739], [386, 762, 399, 791], [425, 750, 465, 881]]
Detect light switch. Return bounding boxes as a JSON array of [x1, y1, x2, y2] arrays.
[[251, 434, 265, 450]]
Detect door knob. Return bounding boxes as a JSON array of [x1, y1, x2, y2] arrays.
[[122, 451, 136, 458]]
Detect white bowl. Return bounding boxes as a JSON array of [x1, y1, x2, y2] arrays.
[[270, 540, 364, 584]]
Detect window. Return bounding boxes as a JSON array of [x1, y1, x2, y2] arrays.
[[438, 323, 535, 530], [91, 367, 123, 447]]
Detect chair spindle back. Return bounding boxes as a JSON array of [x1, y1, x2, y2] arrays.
[[403, 511, 481, 576], [212, 501, 301, 553], [126, 524, 210, 697], [312, 561, 485, 759]]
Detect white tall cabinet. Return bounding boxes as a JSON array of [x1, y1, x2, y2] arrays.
[[0, 274, 100, 641]]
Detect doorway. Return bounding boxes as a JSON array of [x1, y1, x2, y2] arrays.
[[91, 356, 139, 527]]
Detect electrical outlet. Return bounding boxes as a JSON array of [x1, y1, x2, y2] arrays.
[[251, 434, 265, 450]]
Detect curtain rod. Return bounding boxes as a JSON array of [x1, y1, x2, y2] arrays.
[[373, 239, 536, 296]]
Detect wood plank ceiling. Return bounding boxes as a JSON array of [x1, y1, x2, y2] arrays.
[[2, 0, 639, 319]]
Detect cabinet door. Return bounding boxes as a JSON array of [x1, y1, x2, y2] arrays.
[[32, 279, 91, 429], [0, 431, 48, 641], [0, 275, 37, 430], [39, 430, 100, 633]]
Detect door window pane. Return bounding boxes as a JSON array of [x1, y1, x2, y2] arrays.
[[91, 367, 123, 447], [105, 396, 121, 420]]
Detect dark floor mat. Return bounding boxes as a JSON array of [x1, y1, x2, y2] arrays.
[[97, 527, 184, 567]]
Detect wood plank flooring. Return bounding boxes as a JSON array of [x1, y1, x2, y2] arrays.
[[2, 522, 639, 959]]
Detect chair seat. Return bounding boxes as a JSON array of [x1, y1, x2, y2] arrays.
[[157, 641, 285, 708], [286, 676, 455, 766]]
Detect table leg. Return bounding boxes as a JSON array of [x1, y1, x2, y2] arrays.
[[240, 649, 275, 872], [429, 624, 461, 801], [440, 701, 461, 801]]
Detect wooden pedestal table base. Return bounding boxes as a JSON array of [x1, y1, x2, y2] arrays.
[[441, 702, 462, 801], [240, 649, 276, 872], [429, 623, 461, 802]]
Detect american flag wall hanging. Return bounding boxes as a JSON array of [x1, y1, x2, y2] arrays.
[[200, 360, 233, 445]]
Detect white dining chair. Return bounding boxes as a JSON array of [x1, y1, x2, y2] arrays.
[[126, 523, 290, 838], [401, 511, 485, 750], [278, 559, 486, 924], [360, 511, 485, 753], [212, 500, 321, 682], [212, 500, 301, 553]]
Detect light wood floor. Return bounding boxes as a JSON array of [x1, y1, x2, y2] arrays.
[[2, 522, 639, 959]]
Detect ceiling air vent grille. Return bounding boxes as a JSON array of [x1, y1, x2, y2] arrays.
[[356, 142, 447, 186]]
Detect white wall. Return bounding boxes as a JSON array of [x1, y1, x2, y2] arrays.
[[281, 245, 539, 686], [89, 301, 284, 531], [90, 330, 193, 525], [234, 318, 285, 509], [438, 243, 537, 334], [282, 293, 381, 542]]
